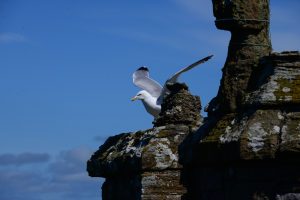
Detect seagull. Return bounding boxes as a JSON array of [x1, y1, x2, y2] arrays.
[[131, 55, 213, 118]]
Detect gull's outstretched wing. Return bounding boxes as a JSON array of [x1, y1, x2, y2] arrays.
[[167, 55, 213, 84], [133, 67, 163, 98], [157, 55, 213, 104]]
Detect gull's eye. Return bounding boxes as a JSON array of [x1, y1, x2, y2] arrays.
[[137, 94, 142, 96]]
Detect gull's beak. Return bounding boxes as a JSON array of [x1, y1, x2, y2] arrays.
[[131, 96, 137, 101]]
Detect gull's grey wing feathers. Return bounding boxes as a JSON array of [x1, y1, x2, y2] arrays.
[[133, 67, 163, 98], [157, 55, 213, 104], [167, 55, 213, 84]]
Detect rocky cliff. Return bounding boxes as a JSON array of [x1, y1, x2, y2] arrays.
[[87, 83, 201, 200], [87, 0, 300, 199], [180, 51, 300, 200]]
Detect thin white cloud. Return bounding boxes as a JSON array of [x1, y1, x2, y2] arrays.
[[0, 146, 101, 200], [0, 32, 27, 44], [0, 152, 50, 166], [99, 27, 188, 51]]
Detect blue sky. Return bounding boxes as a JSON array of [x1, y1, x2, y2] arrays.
[[0, 0, 299, 199]]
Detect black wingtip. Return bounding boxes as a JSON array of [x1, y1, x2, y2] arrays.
[[204, 55, 213, 61], [137, 66, 149, 71]]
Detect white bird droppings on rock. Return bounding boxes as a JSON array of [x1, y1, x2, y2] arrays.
[[248, 122, 268, 152], [282, 87, 291, 93], [273, 125, 281, 134]]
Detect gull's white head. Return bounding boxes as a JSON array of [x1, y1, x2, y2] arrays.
[[131, 90, 161, 118], [131, 90, 150, 101]]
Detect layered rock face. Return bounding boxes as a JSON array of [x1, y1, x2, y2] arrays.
[[180, 51, 300, 199], [178, 0, 300, 199], [88, 126, 188, 200], [87, 0, 300, 199]]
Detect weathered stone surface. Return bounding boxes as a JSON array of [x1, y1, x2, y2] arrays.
[[209, 0, 271, 114], [276, 193, 300, 200], [87, 125, 191, 199], [141, 171, 186, 200], [87, 125, 189, 178], [180, 51, 300, 164], [178, 0, 300, 199], [154, 83, 202, 127], [183, 1, 299, 159], [246, 51, 300, 106], [213, 0, 270, 31], [279, 111, 300, 159]]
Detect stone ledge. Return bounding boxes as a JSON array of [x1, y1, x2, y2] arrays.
[[87, 125, 190, 178], [245, 51, 300, 107]]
